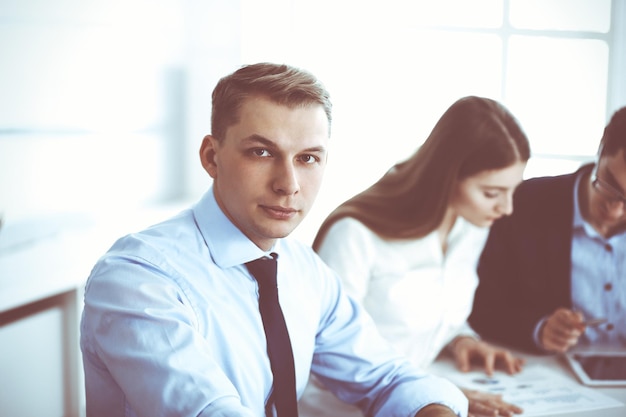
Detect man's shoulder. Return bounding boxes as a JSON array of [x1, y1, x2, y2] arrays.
[[279, 235, 324, 263], [519, 171, 575, 192], [514, 171, 577, 207], [106, 209, 199, 260], [85, 208, 210, 293]]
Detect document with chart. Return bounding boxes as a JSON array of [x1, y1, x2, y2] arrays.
[[439, 364, 623, 416]]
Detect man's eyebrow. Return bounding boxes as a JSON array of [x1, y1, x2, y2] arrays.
[[242, 134, 276, 148], [242, 134, 327, 154], [302, 145, 327, 154]]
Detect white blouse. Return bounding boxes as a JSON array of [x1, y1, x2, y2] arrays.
[[318, 217, 488, 367], [299, 216, 488, 417]]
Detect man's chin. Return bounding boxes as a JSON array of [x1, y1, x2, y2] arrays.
[[264, 218, 303, 239], [275, 223, 301, 238]]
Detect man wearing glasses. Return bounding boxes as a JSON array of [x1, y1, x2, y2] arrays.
[[469, 106, 626, 353]]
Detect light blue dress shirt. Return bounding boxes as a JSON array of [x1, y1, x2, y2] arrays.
[[571, 172, 626, 348], [80, 188, 467, 417]]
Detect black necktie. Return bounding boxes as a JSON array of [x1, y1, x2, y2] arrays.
[[246, 253, 298, 417]]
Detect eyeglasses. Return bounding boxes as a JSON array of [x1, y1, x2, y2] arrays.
[[591, 166, 626, 205]]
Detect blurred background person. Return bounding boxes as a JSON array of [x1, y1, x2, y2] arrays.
[[470, 106, 626, 354]]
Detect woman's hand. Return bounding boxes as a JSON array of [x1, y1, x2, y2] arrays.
[[450, 336, 525, 375], [461, 388, 523, 417]]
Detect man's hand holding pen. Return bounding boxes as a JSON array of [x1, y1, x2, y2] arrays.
[[539, 307, 607, 353]]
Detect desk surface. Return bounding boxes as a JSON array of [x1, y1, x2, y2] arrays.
[[0, 204, 187, 314], [429, 349, 626, 417], [0, 218, 102, 313]]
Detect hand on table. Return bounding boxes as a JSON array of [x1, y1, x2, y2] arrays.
[[539, 308, 586, 353], [449, 337, 525, 416], [461, 388, 523, 417], [450, 336, 525, 376]]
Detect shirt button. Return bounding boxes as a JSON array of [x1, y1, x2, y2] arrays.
[[604, 243, 612, 252], [604, 283, 613, 291], [607, 323, 614, 331]]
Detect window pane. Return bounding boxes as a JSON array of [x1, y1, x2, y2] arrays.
[[524, 157, 589, 180], [290, 0, 503, 29], [509, 0, 611, 32], [0, 15, 180, 130], [398, 0, 504, 28], [284, 28, 504, 162], [241, 0, 291, 62], [506, 36, 608, 157]]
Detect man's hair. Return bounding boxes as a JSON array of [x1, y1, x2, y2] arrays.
[[210, 62, 332, 140], [600, 106, 626, 159]]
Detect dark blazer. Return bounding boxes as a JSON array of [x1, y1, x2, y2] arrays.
[[469, 164, 593, 353]]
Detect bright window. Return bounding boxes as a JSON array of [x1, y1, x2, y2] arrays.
[[241, 0, 624, 242]]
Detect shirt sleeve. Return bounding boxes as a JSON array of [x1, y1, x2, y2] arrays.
[[81, 253, 255, 417], [532, 316, 550, 351], [455, 322, 479, 339]]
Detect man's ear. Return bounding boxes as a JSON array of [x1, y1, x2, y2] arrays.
[[199, 134, 219, 179]]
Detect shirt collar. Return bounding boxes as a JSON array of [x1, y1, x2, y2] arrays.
[[192, 187, 280, 269]]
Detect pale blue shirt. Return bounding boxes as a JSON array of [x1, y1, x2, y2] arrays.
[[570, 171, 626, 348], [533, 171, 626, 349], [80, 188, 467, 417]]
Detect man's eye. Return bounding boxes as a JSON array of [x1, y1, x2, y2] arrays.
[[484, 191, 499, 198], [299, 154, 319, 164], [252, 148, 271, 157]]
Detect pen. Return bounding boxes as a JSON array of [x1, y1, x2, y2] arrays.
[[583, 318, 608, 327], [572, 308, 608, 327]]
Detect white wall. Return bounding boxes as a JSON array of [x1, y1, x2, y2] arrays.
[[0, 0, 241, 222], [2, 0, 626, 244], [0, 2, 241, 416]]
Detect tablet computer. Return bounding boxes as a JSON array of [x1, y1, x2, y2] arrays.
[[565, 351, 626, 387]]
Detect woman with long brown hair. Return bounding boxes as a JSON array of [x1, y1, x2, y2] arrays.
[[300, 96, 531, 417]]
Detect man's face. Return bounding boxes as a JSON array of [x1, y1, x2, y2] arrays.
[[200, 96, 329, 251], [588, 148, 626, 234]]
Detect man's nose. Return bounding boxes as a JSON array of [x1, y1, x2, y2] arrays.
[[606, 200, 626, 218], [272, 161, 300, 195]]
